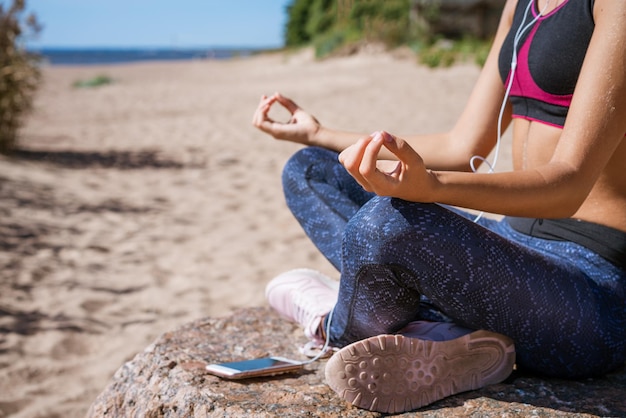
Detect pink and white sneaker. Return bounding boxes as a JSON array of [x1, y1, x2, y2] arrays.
[[265, 268, 339, 350], [325, 322, 515, 414]]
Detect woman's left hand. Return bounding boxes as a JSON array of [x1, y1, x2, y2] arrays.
[[338, 131, 438, 202]]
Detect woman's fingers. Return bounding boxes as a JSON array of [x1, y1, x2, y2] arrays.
[[253, 92, 303, 132], [339, 134, 377, 191], [252, 95, 274, 126], [274, 93, 300, 115], [359, 131, 386, 178], [339, 131, 424, 196], [354, 131, 401, 193]]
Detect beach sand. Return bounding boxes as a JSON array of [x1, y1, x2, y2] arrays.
[[0, 48, 510, 417]]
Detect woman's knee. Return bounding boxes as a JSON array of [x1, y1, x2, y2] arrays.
[[282, 146, 334, 178], [343, 197, 414, 260], [344, 197, 444, 239], [345, 196, 391, 235], [282, 147, 325, 198]]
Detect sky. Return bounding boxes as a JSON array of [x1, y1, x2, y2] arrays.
[[21, 0, 292, 49]]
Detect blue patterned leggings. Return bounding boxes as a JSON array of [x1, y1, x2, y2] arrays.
[[282, 147, 626, 378]]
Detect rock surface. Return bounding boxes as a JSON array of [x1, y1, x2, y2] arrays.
[[88, 307, 626, 417]]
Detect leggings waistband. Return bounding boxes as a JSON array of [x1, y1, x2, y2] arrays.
[[505, 217, 626, 271]]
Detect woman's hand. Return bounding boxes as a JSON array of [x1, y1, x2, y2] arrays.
[[252, 92, 321, 145], [339, 131, 439, 202]]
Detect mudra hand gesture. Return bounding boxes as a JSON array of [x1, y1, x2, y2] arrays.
[[252, 92, 320, 145], [339, 130, 436, 202]]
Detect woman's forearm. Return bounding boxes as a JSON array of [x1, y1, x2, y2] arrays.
[[431, 162, 587, 218], [313, 127, 478, 171], [309, 126, 364, 153]]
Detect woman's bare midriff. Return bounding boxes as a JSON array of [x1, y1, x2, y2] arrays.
[[512, 118, 626, 232]]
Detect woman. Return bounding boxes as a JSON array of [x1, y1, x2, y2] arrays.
[[252, 0, 626, 413]]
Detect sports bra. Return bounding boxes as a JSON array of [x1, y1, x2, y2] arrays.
[[498, 0, 595, 128]]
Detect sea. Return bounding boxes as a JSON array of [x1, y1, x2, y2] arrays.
[[30, 47, 266, 66]]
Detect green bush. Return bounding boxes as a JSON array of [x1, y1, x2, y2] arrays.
[[73, 74, 114, 88], [305, 0, 336, 40], [283, 0, 492, 66], [0, 0, 41, 153], [312, 25, 361, 58], [284, 0, 312, 47], [285, 0, 415, 58], [418, 37, 492, 68], [350, 0, 411, 46]]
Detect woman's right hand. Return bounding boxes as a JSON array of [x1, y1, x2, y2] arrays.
[[252, 93, 321, 145]]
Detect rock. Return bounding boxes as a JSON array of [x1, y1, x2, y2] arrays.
[[411, 0, 505, 39], [88, 307, 626, 417]]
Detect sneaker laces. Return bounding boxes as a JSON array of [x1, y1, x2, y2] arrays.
[[300, 307, 337, 362], [290, 290, 333, 345]]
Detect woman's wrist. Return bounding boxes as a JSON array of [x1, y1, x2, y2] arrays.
[[308, 125, 327, 148], [310, 126, 365, 153], [425, 169, 443, 203]]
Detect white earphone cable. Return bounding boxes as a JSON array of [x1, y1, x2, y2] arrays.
[[472, 0, 548, 222]]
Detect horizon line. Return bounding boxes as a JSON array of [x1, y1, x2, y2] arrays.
[[27, 44, 284, 51]]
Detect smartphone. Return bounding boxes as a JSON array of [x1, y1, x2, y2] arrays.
[[205, 356, 304, 380]]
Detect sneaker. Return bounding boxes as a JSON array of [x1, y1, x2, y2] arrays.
[[325, 328, 515, 414], [265, 268, 339, 346]]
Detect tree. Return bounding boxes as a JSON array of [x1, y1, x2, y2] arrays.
[[284, 0, 313, 47], [0, 0, 41, 153], [283, 0, 412, 57]]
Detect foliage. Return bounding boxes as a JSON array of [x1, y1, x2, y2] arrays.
[[416, 37, 492, 68], [73, 74, 114, 88], [349, 0, 411, 46], [283, 0, 492, 67], [312, 26, 361, 59], [305, 0, 336, 39], [284, 0, 313, 47], [285, 0, 412, 57], [0, 0, 41, 153]]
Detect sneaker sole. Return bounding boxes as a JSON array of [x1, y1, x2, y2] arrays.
[[324, 330, 515, 414]]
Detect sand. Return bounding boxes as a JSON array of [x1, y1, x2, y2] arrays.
[[0, 48, 506, 417]]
